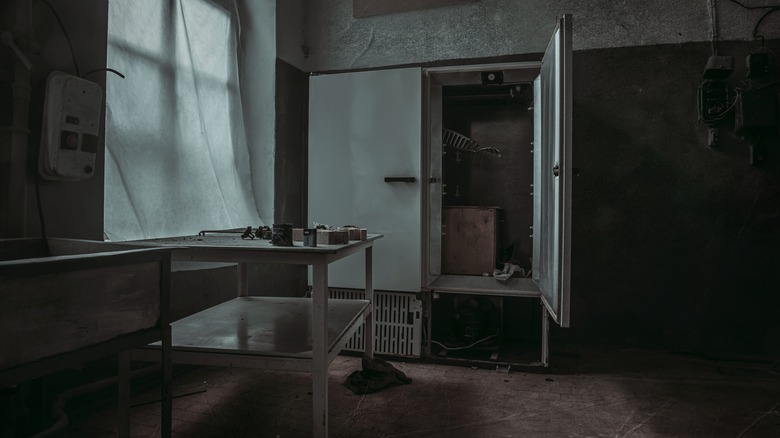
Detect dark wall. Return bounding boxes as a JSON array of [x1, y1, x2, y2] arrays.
[[244, 58, 310, 298], [558, 39, 780, 357], [1, 0, 107, 240], [275, 58, 309, 226]]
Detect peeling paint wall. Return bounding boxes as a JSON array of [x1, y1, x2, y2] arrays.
[[294, 1, 780, 355], [304, 0, 780, 71], [277, 0, 307, 70]]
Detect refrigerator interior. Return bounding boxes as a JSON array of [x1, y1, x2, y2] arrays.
[[430, 293, 543, 365], [442, 82, 534, 273], [427, 75, 542, 364]]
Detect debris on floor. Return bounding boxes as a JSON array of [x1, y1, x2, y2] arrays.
[[344, 355, 411, 395], [496, 365, 511, 373]]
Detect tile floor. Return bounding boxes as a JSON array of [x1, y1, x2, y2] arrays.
[[49, 346, 780, 437]]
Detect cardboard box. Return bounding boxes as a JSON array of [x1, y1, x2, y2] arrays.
[[339, 227, 368, 241], [442, 206, 499, 275], [317, 229, 349, 244]]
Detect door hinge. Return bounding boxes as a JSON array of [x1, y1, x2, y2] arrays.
[[552, 165, 579, 177]]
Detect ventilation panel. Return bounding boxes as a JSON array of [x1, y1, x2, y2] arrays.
[[329, 288, 422, 357]]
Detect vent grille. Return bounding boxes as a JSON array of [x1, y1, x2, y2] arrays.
[[329, 288, 422, 357]]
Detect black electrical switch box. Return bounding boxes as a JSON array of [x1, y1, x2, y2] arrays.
[[698, 80, 730, 126], [746, 52, 770, 80], [703, 56, 734, 80], [734, 90, 776, 135]]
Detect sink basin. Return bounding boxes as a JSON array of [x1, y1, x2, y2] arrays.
[[0, 237, 171, 386]]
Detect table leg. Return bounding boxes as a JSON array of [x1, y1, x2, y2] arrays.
[[161, 322, 172, 437], [541, 302, 549, 367], [364, 246, 374, 358], [117, 351, 130, 438], [311, 259, 329, 436], [238, 262, 249, 297]]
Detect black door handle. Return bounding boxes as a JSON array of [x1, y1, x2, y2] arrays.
[[384, 177, 416, 183]]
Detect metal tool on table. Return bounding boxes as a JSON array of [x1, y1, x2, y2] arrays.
[[197, 226, 270, 240]]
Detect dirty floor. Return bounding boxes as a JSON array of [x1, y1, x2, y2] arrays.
[[47, 346, 780, 437]]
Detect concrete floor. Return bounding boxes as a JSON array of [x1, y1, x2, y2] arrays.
[[57, 346, 780, 437]]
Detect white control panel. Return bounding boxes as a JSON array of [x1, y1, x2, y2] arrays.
[[38, 72, 102, 181]]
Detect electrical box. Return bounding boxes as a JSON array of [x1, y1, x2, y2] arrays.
[[734, 90, 777, 136], [38, 72, 102, 181], [746, 51, 770, 80], [698, 80, 731, 126], [703, 55, 734, 80]]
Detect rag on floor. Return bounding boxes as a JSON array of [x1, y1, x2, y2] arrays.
[[345, 355, 412, 395]]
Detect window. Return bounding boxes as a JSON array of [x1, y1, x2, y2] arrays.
[[105, 0, 260, 241]]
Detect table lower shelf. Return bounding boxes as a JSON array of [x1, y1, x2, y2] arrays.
[[133, 297, 370, 372]]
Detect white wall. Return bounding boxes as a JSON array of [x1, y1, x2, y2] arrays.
[[238, 0, 277, 226]]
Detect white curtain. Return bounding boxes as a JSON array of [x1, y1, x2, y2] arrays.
[[104, 0, 262, 241]]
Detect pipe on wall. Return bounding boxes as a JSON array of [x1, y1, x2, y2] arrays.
[[4, 0, 32, 238]]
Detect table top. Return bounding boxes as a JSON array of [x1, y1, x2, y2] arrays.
[[124, 233, 383, 255], [146, 296, 370, 359]]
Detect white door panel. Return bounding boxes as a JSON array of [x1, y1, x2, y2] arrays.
[[308, 68, 422, 292], [533, 14, 573, 327], [425, 76, 443, 286]]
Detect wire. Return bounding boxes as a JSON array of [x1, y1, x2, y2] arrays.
[[38, 0, 81, 76], [753, 7, 780, 43], [708, 89, 742, 122], [723, 0, 780, 44], [706, 96, 740, 122], [697, 82, 740, 124], [82, 68, 126, 79], [709, 0, 720, 56], [753, 80, 780, 89], [431, 333, 499, 351], [724, 0, 779, 10], [34, 177, 48, 249]]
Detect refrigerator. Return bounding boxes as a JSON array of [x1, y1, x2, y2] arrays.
[[308, 15, 572, 361]]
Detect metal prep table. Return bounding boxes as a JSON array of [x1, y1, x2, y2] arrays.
[[124, 234, 382, 437]]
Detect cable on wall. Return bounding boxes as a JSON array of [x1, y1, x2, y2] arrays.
[[752, 7, 780, 43], [709, 0, 720, 56], [82, 67, 126, 80], [723, 0, 780, 45], [31, 0, 83, 242], [30, 3, 125, 241], [38, 0, 81, 76], [724, 0, 780, 10]]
